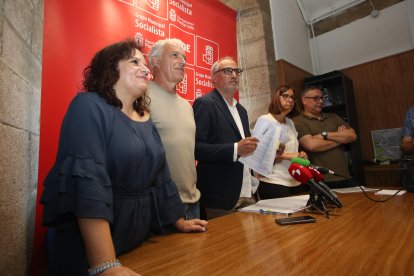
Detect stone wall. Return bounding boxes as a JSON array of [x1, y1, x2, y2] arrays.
[[0, 0, 43, 275], [220, 0, 277, 127]]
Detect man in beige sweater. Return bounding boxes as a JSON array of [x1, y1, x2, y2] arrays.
[[148, 38, 201, 219]]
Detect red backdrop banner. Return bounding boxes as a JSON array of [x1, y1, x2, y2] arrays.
[[31, 0, 236, 274]]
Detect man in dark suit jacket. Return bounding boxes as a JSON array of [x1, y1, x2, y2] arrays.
[[193, 57, 259, 219]]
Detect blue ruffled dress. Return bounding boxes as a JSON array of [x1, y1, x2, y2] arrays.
[[40, 92, 184, 274]]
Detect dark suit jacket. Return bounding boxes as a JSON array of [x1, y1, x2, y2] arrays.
[[193, 89, 251, 210]]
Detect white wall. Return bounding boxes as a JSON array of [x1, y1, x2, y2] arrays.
[[270, 0, 414, 75], [269, 0, 313, 73], [408, 0, 414, 45], [310, 1, 414, 74]]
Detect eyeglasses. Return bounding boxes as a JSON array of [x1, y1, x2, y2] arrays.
[[280, 94, 296, 102], [214, 67, 243, 76], [304, 95, 324, 102]]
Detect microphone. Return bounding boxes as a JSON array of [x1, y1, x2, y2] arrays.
[[291, 157, 310, 167], [307, 166, 324, 182], [291, 157, 346, 178], [308, 167, 342, 208], [288, 163, 313, 183], [288, 163, 342, 208], [312, 166, 342, 177]]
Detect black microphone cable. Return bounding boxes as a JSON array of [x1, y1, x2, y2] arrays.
[[357, 184, 403, 203], [334, 174, 403, 203]]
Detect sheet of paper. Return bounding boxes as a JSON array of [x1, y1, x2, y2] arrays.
[[332, 186, 380, 193], [375, 189, 406, 195], [239, 117, 284, 177], [239, 195, 310, 214]]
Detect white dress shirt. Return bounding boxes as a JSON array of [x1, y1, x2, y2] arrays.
[[221, 96, 255, 198]]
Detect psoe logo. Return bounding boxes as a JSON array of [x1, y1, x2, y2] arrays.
[[196, 36, 219, 70], [176, 68, 195, 101], [134, 32, 144, 44], [118, 0, 168, 20], [169, 9, 177, 21], [145, 0, 160, 11], [177, 73, 188, 95], [202, 45, 214, 65]]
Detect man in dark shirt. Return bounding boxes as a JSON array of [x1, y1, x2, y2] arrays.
[[293, 86, 357, 189]]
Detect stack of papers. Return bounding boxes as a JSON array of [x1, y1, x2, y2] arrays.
[[375, 189, 406, 196], [332, 186, 379, 193], [239, 195, 309, 215], [332, 186, 406, 195]]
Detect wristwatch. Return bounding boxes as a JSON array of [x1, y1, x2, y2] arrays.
[[322, 131, 328, 140]]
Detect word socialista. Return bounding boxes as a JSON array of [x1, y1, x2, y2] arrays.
[[169, 0, 192, 15]]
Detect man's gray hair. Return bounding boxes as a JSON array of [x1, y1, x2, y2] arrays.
[[210, 56, 236, 77], [148, 38, 185, 67]]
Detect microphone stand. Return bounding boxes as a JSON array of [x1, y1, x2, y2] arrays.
[[306, 188, 330, 218], [289, 186, 330, 218]]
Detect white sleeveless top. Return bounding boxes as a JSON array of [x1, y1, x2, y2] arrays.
[[257, 113, 300, 187]]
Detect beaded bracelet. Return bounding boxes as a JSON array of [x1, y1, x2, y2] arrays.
[[88, 259, 122, 276]]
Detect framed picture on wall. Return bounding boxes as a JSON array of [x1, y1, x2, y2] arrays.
[[371, 128, 402, 162]]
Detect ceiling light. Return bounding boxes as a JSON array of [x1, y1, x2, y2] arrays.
[[369, 0, 380, 17]]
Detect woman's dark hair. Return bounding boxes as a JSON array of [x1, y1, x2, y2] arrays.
[[269, 85, 296, 116], [82, 38, 149, 115]]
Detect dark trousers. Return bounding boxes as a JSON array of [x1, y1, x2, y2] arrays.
[[257, 181, 308, 200]]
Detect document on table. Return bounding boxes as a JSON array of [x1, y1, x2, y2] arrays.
[[239, 117, 289, 178], [239, 195, 309, 214], [332, 186, 380, 193], [375, 189, 406, 195]]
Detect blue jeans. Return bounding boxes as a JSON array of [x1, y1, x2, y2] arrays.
[[184, 202, 200, 220]]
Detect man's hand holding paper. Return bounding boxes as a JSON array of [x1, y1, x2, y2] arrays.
[[239, 117, 289, 177]]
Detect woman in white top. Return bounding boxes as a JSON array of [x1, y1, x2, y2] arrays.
[[255, 85, 308, 199]]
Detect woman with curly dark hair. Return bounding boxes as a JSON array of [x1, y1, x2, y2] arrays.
[[40, 39, 207, 275]]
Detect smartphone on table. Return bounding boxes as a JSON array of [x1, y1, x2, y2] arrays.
[[275, 216, 316, 225]]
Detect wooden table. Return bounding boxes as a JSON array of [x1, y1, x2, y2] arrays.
[[119, 192, 414, 275]]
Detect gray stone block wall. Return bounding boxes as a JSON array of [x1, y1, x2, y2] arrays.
[[221, 0, 278, 129], [0, 0, 43, 275]]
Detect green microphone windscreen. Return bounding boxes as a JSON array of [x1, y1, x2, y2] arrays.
[[291, 157, 310, 167]]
